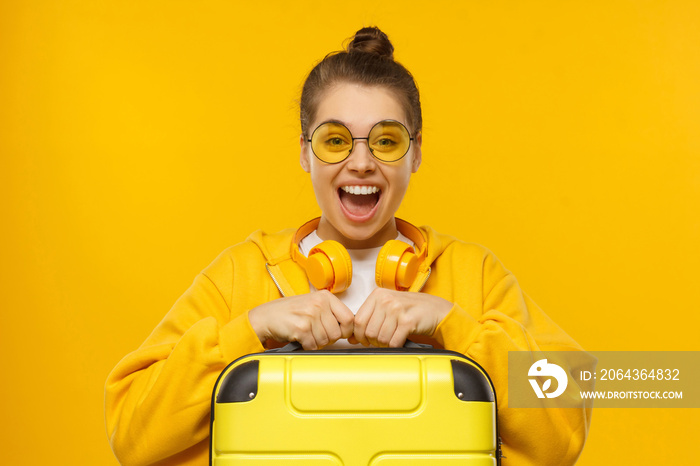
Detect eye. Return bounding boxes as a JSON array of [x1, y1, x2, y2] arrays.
[[375, 137, 397, 147], [321, 133, 351, 152], [371, 135, 399, 151]]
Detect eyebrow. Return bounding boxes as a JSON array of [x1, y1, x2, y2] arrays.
[[314, 119, 407, 129], [316, 119, 348, 127]]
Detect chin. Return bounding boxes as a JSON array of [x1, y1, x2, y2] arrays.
[[336, 217, 395, 248]]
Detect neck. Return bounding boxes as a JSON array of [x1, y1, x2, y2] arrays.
[[316, 217, 398, 249]]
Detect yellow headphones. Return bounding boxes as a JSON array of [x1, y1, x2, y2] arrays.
[[290, 218, 428, 293]]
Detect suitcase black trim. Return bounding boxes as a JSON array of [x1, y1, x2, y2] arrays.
[[216, 360, 259, 403], [451, 359, 495, 402]]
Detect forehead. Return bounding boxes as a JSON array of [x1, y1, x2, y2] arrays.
[[312, 83, 407, 131]]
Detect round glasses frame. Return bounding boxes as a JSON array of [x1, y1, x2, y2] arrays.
[[306, 119, 415, 164]]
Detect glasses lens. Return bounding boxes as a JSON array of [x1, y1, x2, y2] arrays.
[[368, 121, 411, 162], [311, 123, 353, 163]]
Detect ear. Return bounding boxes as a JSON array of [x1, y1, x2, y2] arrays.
[[411, 131, 422, 173], [300, 134, 311, 173]]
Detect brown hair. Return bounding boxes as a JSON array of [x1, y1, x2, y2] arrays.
[[300, 27, 422, 138]]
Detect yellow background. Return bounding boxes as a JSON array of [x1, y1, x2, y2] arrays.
[[1, 1, 698, 464]]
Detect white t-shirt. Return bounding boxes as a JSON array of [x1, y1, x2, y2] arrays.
[[298, 230, 413, 348]]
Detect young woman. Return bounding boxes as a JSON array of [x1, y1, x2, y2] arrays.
[[106, 27, 589, 465]]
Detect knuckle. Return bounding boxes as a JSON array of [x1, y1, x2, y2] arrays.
[[309, 292, 326, 306], [380, 296, 396, 309], [389, 298, 403, 312], [293, 320, 312, 335], [397, 313, 414, 328], [307, 304, 322, 318]]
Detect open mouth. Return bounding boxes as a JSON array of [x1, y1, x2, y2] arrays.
[[338, 185, 382, 220]]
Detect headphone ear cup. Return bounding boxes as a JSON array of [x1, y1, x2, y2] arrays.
[[307, 240, 352, 293], [375, 240, 420, 291]]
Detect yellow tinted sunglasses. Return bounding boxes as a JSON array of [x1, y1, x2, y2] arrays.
[[307, 120, 415, 164]]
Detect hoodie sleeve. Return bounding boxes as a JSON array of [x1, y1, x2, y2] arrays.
[[104, 249, 265, 466], [431, 243, 591, 466]]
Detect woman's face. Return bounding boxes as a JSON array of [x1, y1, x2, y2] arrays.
[[300, 82, 422, 249]]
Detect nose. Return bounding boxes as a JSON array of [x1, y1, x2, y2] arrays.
[[345, 139, 376, 173]]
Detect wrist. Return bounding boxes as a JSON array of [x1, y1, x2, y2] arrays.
[[435, 296, 452, 320], [418, 293, 452, 329], [247, 305, 270, 343]]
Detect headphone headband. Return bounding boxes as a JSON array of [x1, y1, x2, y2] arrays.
[[394, 218, 428, 262], [290, 218, 321, 268]]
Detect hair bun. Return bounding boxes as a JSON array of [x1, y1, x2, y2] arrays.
[[347, 27, 394, 59]]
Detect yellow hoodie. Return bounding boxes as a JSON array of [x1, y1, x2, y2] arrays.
[[105, 222, 590, 465]]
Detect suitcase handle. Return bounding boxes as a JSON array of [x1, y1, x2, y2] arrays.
[[267, 340, 433, 353]]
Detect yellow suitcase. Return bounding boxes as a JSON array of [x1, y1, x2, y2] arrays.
[[210, 343, 501, 465]]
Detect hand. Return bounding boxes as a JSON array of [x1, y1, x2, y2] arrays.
[[351, 289, 452, 348], [248, 290, 354, 350]]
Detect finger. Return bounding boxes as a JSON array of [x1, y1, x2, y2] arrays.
[[319, 306, 342, 345], [296, 329, 318, 351], [347, 335, 359, 345], [328, 295, 355, 339], [388, 326, 411, 348], [363, 308, 385, 347], [377, 314, 398, 347], [309, 317, 329, 350], [353, 297, 376, 346]]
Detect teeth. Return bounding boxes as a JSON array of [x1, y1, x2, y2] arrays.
[[341, 185, 380, 195]]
